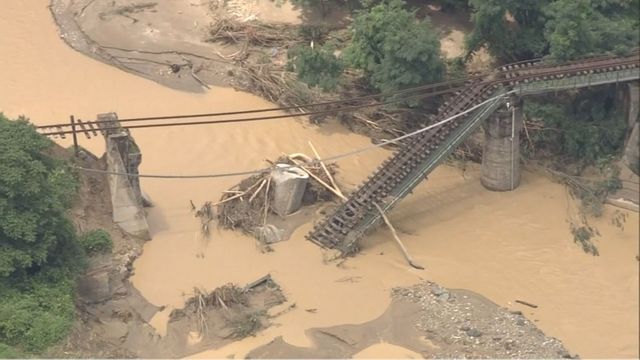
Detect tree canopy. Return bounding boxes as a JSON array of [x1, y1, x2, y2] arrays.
[[466, 0, 639, 63], [0, 114, 78, 278], [345, 0, 445, 95], [289, 45, 344, 91], [0, 114, 83, 354]]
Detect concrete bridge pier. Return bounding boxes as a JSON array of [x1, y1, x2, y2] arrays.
[[481, 99, 523, 191], [622, 82, 639, 175], [98, 112, 151, 240]]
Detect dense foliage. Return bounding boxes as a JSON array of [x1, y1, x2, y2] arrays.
[[523, 86, 628, 169], [345, 0, 445, 95], [466, 0, 639, 63], [545, 0, 640, 61], [79, 229, 113, 255], [0, 115, 78, 277], [466, 0, 549, 62], [0, 114, 83, 354], [0, 270, 76, 352], [289, 45, 344, 91]]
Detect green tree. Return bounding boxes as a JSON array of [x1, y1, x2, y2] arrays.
[[467, 0, 639, 63], [345, 0, 445, 95], [289, 45, 344, 91], [545, 0, 639, 61], [0, 114, 84, 354], [466, 0, 550, 63], [0, 114, 78, 278], [524, 87, 628, 167]]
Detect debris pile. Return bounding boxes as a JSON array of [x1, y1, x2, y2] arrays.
[[168, 276, 286, 342], [213, 152, 342, 244]]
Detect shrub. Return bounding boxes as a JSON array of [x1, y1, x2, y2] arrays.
[[0, 269, 76, 352], [79, 229, 113, 255]]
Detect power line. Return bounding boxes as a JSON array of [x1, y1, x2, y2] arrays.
[[37, 76, 476, 130], [37, 50, 637, 131], [75, 91, 513, 179], [41, 85, 470, 136]]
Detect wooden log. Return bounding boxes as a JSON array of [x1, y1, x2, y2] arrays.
[[288, 157, 348, 202], [308, 140, 345, 200], [515, 300, 538, 308], [373, 203, 424, 270]]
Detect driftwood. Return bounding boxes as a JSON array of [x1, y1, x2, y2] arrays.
[[374, 203, 424, 270], [244, 274, 272, 291], [515, 300, 539, 308], [308, 141, 345, 200], [288, 156, 347, 202]]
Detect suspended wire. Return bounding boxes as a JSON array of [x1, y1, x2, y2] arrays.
[[41, 84, 470, 136], [37, 75, 476, 129], [37, 49, 638, 130], [75, 91, 514, 179]]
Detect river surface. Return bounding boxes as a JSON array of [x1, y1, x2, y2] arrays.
[[1, 1, 638, 358]]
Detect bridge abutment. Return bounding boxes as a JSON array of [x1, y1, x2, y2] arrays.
[[98, 113, 151, 240], [481, 100, 523, 191]]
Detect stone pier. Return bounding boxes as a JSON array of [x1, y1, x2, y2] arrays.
[[622, 82, 639, 175], [98, 113, 151, 240], [481, 99, 523, 191]]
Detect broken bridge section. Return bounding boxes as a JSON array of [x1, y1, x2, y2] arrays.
[[308, 52, 640, 255], [98, 112, 151, 240]]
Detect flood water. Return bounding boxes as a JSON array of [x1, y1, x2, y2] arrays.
[[1, 1, 638, 358]]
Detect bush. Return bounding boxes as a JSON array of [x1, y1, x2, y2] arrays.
[[0, 269, 76, 352], [0, 343, 23, 358], [79, 229, 113, 255], [289, 45, 343, 91]]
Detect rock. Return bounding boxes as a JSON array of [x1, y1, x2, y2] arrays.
[[437, 292, 450, 302], [257, 224, 285, 244], [516, 319, 526, 326], [466, 328, 482, 338], [430, 284, 446, 296], [77, 271, 112, 303]]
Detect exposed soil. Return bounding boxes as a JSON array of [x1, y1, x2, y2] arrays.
[[246, 281, 573, 359], [43, 145, 288, 358]]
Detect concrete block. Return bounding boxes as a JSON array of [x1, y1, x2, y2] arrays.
[[272, 164, 308, 217], [256, 224, 285, 244]]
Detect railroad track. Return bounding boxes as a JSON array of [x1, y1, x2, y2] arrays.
[[307, 52, 640, 254]]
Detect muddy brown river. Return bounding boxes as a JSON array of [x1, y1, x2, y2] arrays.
[[1, 1, 638, 358]]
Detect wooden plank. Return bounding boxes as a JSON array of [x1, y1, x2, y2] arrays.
[[86, 121, 99, 136], [77, 119, 91, 139], [56, 126, 66, 139]]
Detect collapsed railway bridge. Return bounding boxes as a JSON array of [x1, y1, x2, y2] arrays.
[[307, 51, 640, 255]]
